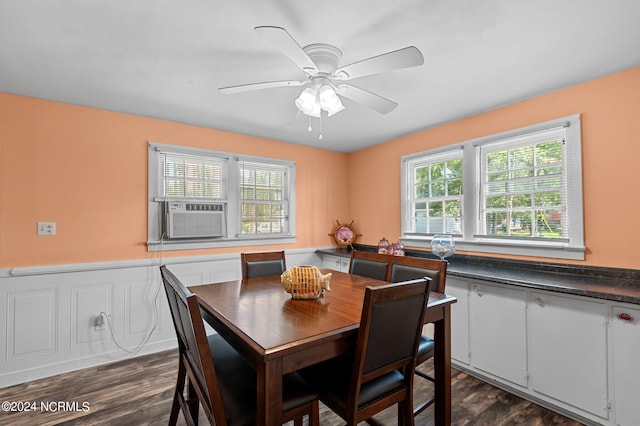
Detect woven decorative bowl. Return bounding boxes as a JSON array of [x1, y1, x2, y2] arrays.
[[281, 266, 332, 299]]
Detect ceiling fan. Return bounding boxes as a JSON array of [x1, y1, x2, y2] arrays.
[[219, 26, 424, 123]]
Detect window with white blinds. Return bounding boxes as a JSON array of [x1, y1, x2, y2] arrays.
[[161, 153, 227, 200], [477, 127, 569, 241], [401, 114, 584, 260], [239, 161, 289, 236], [147, 142, 296, 250]]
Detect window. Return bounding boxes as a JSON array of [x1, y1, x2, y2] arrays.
[[401, 115, 584, 260], [479, 130, 566, 240], [239, 161, 289, 235], [162, 154, 226, 200], [148, 143, 296, 251], [405, 150, 463, 235]]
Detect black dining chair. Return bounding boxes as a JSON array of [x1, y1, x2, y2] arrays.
[[348, 250, 390, 281], [240, 250, 287, 279], [160, 266, 319, 426], [301, 278, 431, 426], [388, 256, 448, 416]]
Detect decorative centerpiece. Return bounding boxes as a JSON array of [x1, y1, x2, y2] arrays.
[[281, 266, 332, 299]]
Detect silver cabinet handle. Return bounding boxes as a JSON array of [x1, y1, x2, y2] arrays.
[[473, 285, 483, 297]]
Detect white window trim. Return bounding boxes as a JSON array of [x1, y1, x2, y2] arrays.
[[402, 147, 464, 236], [401, 114, 585, 260], [147, 142, 296, 251]]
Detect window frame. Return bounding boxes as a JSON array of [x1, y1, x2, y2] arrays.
[[403, 148, 464, 236], [147, 142, 296, 251], [401, 114, 585, 260]]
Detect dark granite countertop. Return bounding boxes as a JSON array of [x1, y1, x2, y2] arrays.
[[316, 246, 640, 305]]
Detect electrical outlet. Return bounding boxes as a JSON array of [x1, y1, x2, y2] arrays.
[[94, 314, 105, 331], [37, 222, 56, 236]]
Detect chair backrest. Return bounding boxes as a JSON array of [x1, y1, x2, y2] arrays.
[[348, 251, 390, 281], [160, 266, 227, 424], [348, 251, 447, 293], [388, 256, 448, 293], [240, 251, 287, 279], [349, 278, 431, 412]]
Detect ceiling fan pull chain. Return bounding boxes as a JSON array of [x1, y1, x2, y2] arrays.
[[307, 116, 312, 132], [318, 114, 323, 140]]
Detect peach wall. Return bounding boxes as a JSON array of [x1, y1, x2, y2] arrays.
[[3, 66, 639, 269], [348, 66, 640, 269], [0, 94, 349, 267]]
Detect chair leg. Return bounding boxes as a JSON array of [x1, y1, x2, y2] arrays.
[[413, 363, 436, 417], [186, 378, 201, 425], [397, 400, 415, 426], [308, 400, 320, 426], [169, 361, 186, 426]]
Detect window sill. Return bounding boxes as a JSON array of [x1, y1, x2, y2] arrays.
[[400, 235, 585, 261], [147, 235, 296, 252]]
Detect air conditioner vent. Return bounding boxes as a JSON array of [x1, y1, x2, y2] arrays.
[[164, 201, 226, 239]]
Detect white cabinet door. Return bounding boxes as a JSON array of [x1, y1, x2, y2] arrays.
[[321, 255, 343, 271], [340, 257, 350, 272], [612, 305, 640, 426], [447, 277, 470, 365], [529, 292, 608, 420], [321, 255, 349, 272], [469, 282, 528, 387]]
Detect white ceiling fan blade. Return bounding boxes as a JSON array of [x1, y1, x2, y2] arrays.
[[219, 80, 306, 94], [254, 26, 319, 74], [334, 46, 424, 80], [336, 84, 398, 114]]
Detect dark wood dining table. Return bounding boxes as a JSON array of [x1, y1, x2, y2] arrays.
[[189, 269, 457, 426]]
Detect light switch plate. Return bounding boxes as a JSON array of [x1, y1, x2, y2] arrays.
[[37, 222, 56, 236]]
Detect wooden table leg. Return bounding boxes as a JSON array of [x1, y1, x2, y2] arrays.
[[257, 358, 283, 426], [434, 304, 452, 425]]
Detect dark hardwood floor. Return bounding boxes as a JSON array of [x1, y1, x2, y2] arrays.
[[0, 349, 583, 426]]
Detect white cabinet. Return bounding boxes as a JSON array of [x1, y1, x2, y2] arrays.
[[321, 255, 349, 272], [529, 291, 608, 420], [469, 281, 528, 387], [447, 278, 470, 365], [612, 305, 640, 426], [448, 278, 636, 425]]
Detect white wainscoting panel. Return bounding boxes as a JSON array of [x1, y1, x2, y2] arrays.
[[0, 248, 322, 388], [71, 282, 114, 349], [7, 289, 57, 361]]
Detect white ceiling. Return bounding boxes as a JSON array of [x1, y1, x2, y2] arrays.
[[2, 1, 640, 153]]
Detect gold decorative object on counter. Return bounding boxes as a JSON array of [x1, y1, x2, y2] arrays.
[[281, 266, 332, 299], [328, 219, 362, 248]]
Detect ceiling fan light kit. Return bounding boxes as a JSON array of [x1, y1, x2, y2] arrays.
[[219, 26, 424, 138], [295, 80, 345, 118]]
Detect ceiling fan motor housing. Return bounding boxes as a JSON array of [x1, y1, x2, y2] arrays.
[[303, 43, 342, 74]]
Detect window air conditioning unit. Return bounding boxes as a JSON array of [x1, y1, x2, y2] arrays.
[[164, 201, 226, 239]]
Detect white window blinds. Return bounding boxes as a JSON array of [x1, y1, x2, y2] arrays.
[[476, 125, 569, 241], [239, 161, 289, 235], [160, 153, 227, 200]]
